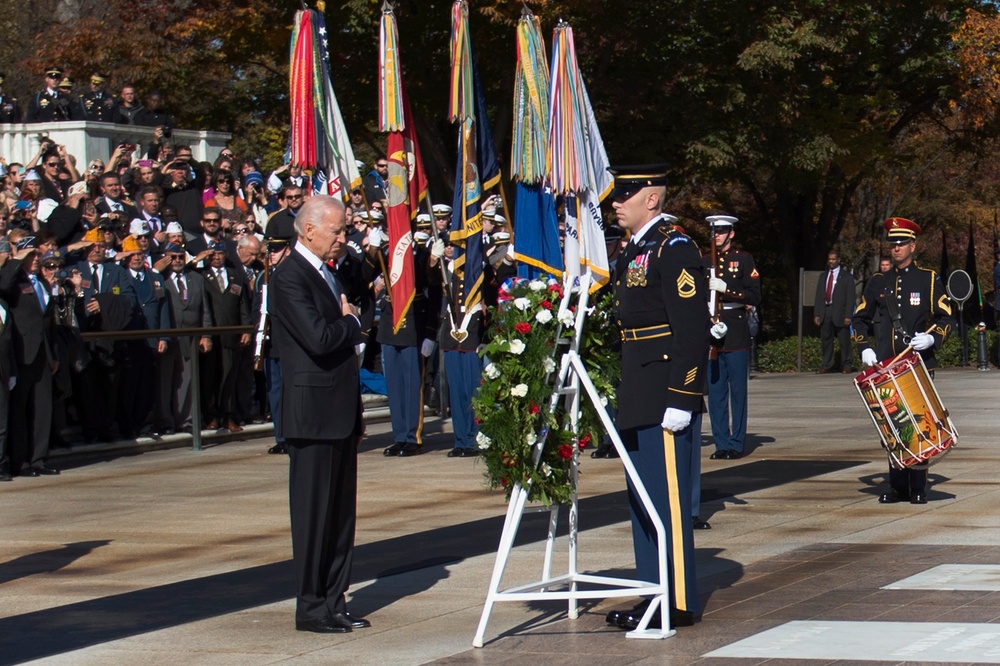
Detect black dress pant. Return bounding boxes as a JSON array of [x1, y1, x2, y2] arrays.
[[10, 352, 52, 472], [287, 437, 358, 622]]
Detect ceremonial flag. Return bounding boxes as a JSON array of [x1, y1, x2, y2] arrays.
[[379, 5, 429, 332], [449, 1, 500, 312], [289, 10, 362, 200], [510, 10, 562, 281], [548, 21, 613, 292]]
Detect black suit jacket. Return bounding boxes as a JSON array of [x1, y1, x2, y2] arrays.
[[95, 197, 140, 222], [0, 298, 18, 383], [186, 235, 241, 269], [814, 267, 855, 323], [269, 249, 361, 441], [201, 265, 250, 348], [0, 262, 53, 366]]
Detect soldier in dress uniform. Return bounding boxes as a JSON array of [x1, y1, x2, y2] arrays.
[[0, 73, 21, 123], [602, 165, 709, 632], [705, 215, 760, 460], [853, 217, 954, 504], [80, 73, 117, 122], [26, 67, 77, 122], [366, 222, 440, 457]]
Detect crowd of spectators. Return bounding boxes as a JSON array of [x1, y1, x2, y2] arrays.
[[0, 72, 519, 480]]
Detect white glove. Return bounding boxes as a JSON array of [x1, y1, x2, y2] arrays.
[[355, 342, 366, 358], [7, 376, 15, 391], [910, 332, 934, 351], [709, 276, 727, 293], [420, 339, 436, 358], [661, 407, 692, 433], [861, 348, 878, 367], [368, 228, 383, 248], [506, 243, 515, 260], [430, 238, 445, 259], [710, 322, 728, 339]]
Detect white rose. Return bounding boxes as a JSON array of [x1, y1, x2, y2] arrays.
[[542, 357, 556, 373], [535, 309, 553, 324], [513, 297, 531, 311], [558, 310, 575, 326], [484, 363, 501, 379], [508, 339, 526, 355], [510, 383, 528, 397], [540, 462, 553, 478], [529, 280, 546, 291], [600, 395, 609, 406], [526, 432, 537, 447], [476, 431, 492, 449]]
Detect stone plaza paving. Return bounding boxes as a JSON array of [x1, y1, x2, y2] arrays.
[[1, 368, 999, 665]]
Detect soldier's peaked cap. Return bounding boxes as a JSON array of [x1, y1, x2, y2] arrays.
[[608, 164, 669, 200], [884, 217, 920, 243]]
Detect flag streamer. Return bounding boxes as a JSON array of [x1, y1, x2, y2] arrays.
[[379, 5, 404, 131], [511, 13, 549, 183]]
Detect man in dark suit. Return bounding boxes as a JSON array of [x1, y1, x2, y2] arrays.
[[268, 195, 370, 634], [264, 184, 306, 243], [200, 240, 251, 432], [0, 237, 59, 476], [813, 249, 856, 374], [95, 172, 140, 221], [162, 243, 214, 432], [186, 207, 240, 268]]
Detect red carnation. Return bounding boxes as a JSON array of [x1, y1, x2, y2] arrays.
[[540, 300, 552, 310], [547, 284, 563, 296], [529, 403, 540, 415], [558, 444, 574, 460], [515, 321, 532, 334], [501, 476, 509, 488], [578, 433, 592, 449]]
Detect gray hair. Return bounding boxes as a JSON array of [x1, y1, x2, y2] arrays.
[[294, 195, 345, 237], [236, 233, 259, 250]]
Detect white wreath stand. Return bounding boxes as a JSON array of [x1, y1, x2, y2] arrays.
[[472, 272, 673, 647]]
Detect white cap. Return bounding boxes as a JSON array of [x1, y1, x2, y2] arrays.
[[354, 210, 370, 220], [370, 210, 385, 222], [492, 231, 511, 243], [432, 204, 452, 216], [355, 159, 366, 170], [493, 214, 507, 225], [705, 215, 737, 228], [662, 213, 679, 224], [416, 213, 432, 223], [165, 221, 184, 234], [414, 231, 430, 242], [129, 218, 152, 236]]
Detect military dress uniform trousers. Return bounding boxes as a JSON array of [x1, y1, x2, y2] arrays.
[[621, 422, 699, 614], [382, 344, 422, 445], [265, 358, 284, 443], [708, 349, 749, 455], [443, 350, 481, 450]]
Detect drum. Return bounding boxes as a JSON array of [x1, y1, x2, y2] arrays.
[[854, 351, 957, 469]]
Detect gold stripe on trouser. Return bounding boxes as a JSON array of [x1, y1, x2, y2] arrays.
[[662, 429, 687, 611], [416, 353, 426, 445]]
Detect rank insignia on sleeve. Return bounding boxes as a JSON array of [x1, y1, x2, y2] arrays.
[[750, 267, 759, 279], [677, 268, 696, 298]]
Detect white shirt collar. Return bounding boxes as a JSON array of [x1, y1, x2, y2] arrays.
[[294, 241, 325, 272]]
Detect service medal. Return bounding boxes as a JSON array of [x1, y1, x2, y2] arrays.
[[910, 292, 920, 306]]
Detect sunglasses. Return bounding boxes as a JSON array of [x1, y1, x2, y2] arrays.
[[285, 194, 303, 200], [45, 162, 59, 167], [42, 262, 61, 269], [233, 228, 248, 235], [202, 217, 221, 223]]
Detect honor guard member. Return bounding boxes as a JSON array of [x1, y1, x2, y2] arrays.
[[254, 235, 293, 454], [80, 73, 117, 122], [603, 165, 710, 632], [853, 217, 954, 504], [365, 219, 440, 457], [26, 67, 77, 122], [0, 73, 21, 123], [705, 215, 760, 460], [413, 213, 434, 249]]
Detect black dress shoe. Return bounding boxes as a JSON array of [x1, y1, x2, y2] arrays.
[[693, 517, 711, 530], [398, 443, 421, 457], [606, 599, 649, 626], [456, 448, 478, 457], [725, 450, 743, 459], [18, 468, 40, 478], [591, 445, 609, 459], [383, 442, 404, 457], [617, 607, 699, 630], [33, 465, 60, 476], [447, 447, 463, 457], [329, 611, 370, 629], [0, 468, 12, 482], [878, 488, 909, 504], [295, 616, 350, 633], [709, 450, 727, 460], [268, 442, 288, 455], [910, 491, 928, 504]]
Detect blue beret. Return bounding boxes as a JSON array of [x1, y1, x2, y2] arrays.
[[208, 240, 226, 252], [162, 242, 184, 254]]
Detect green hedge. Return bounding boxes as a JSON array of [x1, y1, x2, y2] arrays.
[[757, 328, 998, 373]]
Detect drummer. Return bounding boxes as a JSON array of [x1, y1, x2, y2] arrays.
[[852, 217, 955, 505]]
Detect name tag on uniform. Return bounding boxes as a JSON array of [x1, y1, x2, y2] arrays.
[[154, 284, 164, 299], [21, 285, 34, 295], [81, 279, 91, 289]]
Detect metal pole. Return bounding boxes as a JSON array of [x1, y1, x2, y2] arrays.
[[958, 304, 969, 366], [797, 267, 804, 373], [977, 322, 989, 371], [189, 336, 204, 451]]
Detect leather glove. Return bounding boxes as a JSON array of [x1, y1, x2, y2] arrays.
[[368, 228, 383, 248], [420, 339, 436, 358], [861, 348, 878, 367], [910, 332, 934, 351], [708, 276, 727, 293], [710, 322, 728, 339], [430, 238, 445, 259], [661, 407, 692, 433]]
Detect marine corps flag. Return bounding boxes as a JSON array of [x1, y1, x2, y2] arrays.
[[548, 21, 613, 292], [289, 9, 362, 199], [449, 1, 500, 313], [379, 4, 429, 332]]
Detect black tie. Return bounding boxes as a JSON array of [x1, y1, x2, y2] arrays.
[[92, 264, 101, 292]]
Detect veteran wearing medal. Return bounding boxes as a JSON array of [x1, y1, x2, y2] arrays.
[[603, 165, 710, 631], [853, 217, 954, 504]]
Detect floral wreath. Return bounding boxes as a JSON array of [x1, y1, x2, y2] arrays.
[[472, 277, 620, 506]]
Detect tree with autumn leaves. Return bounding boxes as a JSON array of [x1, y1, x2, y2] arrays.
[[12, 0, 1000, 332]]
